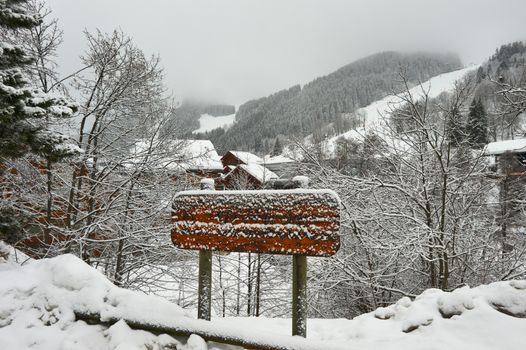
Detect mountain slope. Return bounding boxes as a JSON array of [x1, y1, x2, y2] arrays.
[[198, 51, 462, 154], [318, 65, 479, 157]]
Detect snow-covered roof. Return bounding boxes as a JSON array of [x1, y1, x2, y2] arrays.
[[262, 155, 295, 164], [179, 139, 223, 170], [130, 139, 223, 171], [226, 151, 263, 164], [484, 138, 526, 156], [230, 163, 278, 183]]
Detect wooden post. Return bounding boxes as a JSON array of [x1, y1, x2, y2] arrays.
[[292, 176, 309, 337], [198, 178, 214, 320], [292, 255, 307, 337], [198, 250, 212, 320]]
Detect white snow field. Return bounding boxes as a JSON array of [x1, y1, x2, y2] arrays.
[[193, 114, 236, 134], [321, 65, 479, 157], [359, 65, 479, 129], [1, 253, 526, 350]]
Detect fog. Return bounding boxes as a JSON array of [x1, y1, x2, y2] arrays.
[[47, 0, 526, 105]]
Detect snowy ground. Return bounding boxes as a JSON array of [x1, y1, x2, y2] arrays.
[[193, 114, 236, 134], [220, 280, 526, 349], [1, 252, 526, 350]]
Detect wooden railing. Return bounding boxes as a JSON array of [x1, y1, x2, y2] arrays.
[[74, 311, 348, 350]]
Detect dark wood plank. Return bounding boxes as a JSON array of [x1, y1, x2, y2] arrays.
[[172, 189, 340, 257]]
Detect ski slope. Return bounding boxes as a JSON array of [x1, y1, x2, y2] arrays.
[[360, 65, 479, 128], [193, 113, 236, 133], [322, 65, 479, 157]]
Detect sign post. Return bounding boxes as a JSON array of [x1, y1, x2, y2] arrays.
[[197, 250, 212, 320], [172, 179, 340, 336], [292, 255, 307, 337], [197, 179, 214, 321], [291, 175, 308, 338]]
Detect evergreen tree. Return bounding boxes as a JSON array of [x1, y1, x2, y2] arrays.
[[254, 137, 262, 153], [0, 0, 76, 160], [446, 107, 464, 147], [0, 0, 76, 243], [272, 137, 283, 156], [466, 99, 488, 148], [263, 139, 270, 154], [475, 66, 486, 83]]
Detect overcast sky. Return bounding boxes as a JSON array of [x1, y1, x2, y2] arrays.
[[46, 0, 526, 105]]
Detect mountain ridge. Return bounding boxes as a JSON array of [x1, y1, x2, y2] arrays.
[[192, 51, 463, 154]]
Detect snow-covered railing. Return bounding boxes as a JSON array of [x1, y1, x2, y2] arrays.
[[74, 311, 349, 350]]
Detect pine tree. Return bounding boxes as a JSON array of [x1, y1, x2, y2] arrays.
[[254, 137, 262, 153], [263, 139, 269, 154], [272, 137, 282, 156], [446, 107, 464, 147], [475, 66, 486, 83], [466, 99, 488, 148], [0, 0, 76, 160], [0, 0, 76, 244]]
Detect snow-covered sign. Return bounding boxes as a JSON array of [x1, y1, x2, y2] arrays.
[[171, 189, 340, 256]]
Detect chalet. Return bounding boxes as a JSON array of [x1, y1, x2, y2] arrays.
[[262, 155, 296, 177], [221, 163, 278, 189], [221, 151, 297, 176], [177, 140, 223, 177], [221, 151, 264, 168], [484, 138, 526, 175], [218, 150, 281, 189]]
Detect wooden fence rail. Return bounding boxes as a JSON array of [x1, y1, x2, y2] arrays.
[[74, 311, 349, 350]]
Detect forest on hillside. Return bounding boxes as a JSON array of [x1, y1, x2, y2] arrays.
[[194, 52, 462, 154]]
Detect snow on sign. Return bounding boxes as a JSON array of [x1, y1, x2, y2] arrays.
[[171, 189, 340, 256]]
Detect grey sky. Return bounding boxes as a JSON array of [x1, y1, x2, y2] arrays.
[[47, 0, 526, 105]]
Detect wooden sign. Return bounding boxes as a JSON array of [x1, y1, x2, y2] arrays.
[[172, 189, 340, 257]]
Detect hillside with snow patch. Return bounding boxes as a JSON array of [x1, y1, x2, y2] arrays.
[[193, 114, 236, 134], [1, 252, 525, 350], [207, 52, 463, 152], [319, 65, 479, 157], [359, 65, 478, 128]]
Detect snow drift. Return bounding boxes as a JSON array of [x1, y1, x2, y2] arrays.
[[0, 254, 192, 350], [1, 253, 525, 350]]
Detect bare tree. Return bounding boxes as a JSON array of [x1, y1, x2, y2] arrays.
[[294, 73, 523, 318], [493, 64, 526, 133]]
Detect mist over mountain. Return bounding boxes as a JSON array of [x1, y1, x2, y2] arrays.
[[192, 51, 462, 154]]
